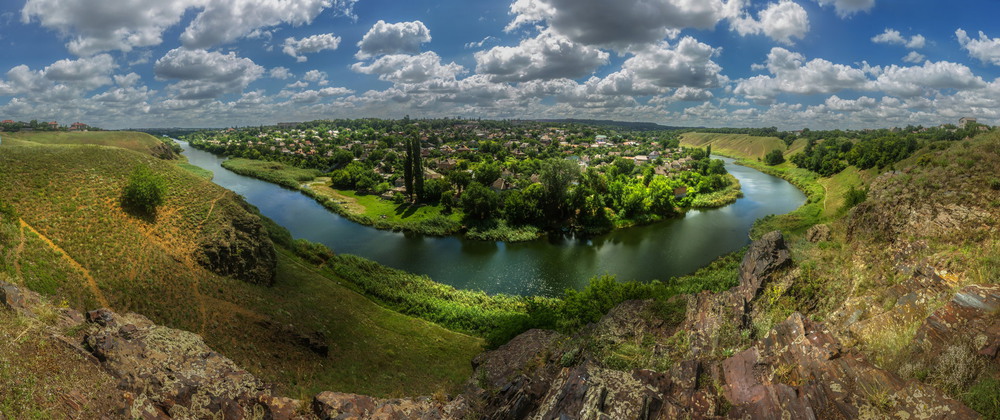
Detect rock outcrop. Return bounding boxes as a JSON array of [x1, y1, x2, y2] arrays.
[[196, 196, 277, 286], [916, 284, 1000, 361], [737, 230, 791, 305], [84, 308, 301, 419], [312, 392, 467, 419], [723, 312, 978, 419], [806, 224, 832, 243]]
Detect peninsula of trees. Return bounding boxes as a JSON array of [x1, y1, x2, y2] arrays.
[[184, 119, 740, 240]]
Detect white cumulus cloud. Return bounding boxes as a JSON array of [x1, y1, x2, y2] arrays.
[[872, 29, 925, 49], [356, 20, 431, 59], [474, 30, 609, 82], [352, 52, 466, 84], [154, 48, 264, 99], [282, 33, 341, 62], [730, 0, 810, 45], [956, 29, 1000, 66], [814, 0, 875, 18], [505, 0, 737, 50]]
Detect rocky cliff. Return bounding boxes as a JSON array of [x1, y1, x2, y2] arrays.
[[195, 195, 277, 286]]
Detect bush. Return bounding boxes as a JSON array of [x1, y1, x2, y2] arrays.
[[121, 165, 166, 216], [764, 149, 786, 166], [841, 185, 868, 211]]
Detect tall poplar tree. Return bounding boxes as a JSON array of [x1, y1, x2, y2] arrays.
[[403, 137, 413, 198], [412, 138, 424, 200]]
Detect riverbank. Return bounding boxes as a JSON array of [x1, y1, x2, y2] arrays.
[[209, 154, 749, 242]]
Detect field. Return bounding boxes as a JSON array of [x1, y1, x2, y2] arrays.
[[2, 131, 173, 157], [0, 138, 482, 398], [679, 132, 787, 160]]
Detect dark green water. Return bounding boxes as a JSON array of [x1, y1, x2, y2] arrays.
[[178, 141, 806, 296]]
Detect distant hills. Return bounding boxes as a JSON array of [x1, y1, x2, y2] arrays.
[[532, 118, 700, 131]]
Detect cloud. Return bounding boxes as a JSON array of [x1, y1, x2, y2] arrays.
[[154, 48, 264, 99], [352, 52, 465, 84], [269, 67, 292, 79], [288, 87, 353, 103], [505, 0, 736, 49], [584, 37, 726, 97], [21, 0, 194, 55], [733, 47, 868, 103], [465, 36, 499, 49], [356, 20, 431, 59], [956, 29, 1000, 66], [0, 55, 117, 98], [180, 0, 333, 49], [902, 51, 925, 64], [814, 0, 875, 18], [873, 60, 986, 97], [730, 0, 810, 45], [21, 0, 355, 55], [282, 33, 341, 62], [474, 30, 609, 82], [43, 54, 117, 89], [872, 29, 925, 49], [303, 70, 328, 85]]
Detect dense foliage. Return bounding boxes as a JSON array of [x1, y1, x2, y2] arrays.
[[764, 149, 785, 166], [120, 165, 166, 215]]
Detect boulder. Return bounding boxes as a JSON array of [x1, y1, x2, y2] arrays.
[[0, 279, 39, 316], [805, 224, 831, 243]]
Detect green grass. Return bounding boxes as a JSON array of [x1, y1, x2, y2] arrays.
[[221, 158, 322, 188], [179, 163, 213, 180], [0, 141, 483, 398], [0, 306, 121, 418], [680, 132, 787, 160], [3, 130, 173, 157], [301, 182, 465, 236]]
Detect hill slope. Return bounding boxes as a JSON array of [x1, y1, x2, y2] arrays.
[[680, 132, 786, 160], [2, 130, 177, 159], [0, 139, 482, 398]]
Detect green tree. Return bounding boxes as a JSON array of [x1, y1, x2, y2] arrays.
[[764, 149, 786, 166], [460, 182, 499, 220], [404, 140, 414, 197], [447, 170, 472, 193], [539, 158, 580, 219], [122, 165, 167, 216], [474, 162, 501, 186]]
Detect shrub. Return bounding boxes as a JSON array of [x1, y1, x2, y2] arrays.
[[842, 185, 867, 211], [121, 165, 166, 216], [764, 149, 785, 166]]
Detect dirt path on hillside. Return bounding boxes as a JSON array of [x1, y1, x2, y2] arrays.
[[189, 192, 228, 334], [19, 218, 110, 308]]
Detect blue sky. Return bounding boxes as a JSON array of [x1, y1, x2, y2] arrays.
[[2, 0, 1000, 129]]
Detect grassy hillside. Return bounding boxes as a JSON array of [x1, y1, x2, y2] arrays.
[[2, 131, 174, 158], [679, 132, 786, 160], [0, 140, 482, 398]]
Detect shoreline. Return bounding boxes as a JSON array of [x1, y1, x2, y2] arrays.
[[214, 151, 750, 243]]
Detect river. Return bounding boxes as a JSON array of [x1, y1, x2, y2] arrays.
[[177, 140, 806, 296]]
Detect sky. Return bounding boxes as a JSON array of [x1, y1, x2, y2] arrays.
[[2, 0, 1000, 130]]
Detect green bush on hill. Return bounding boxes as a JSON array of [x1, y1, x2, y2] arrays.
[[121, 165, 166, 216]]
